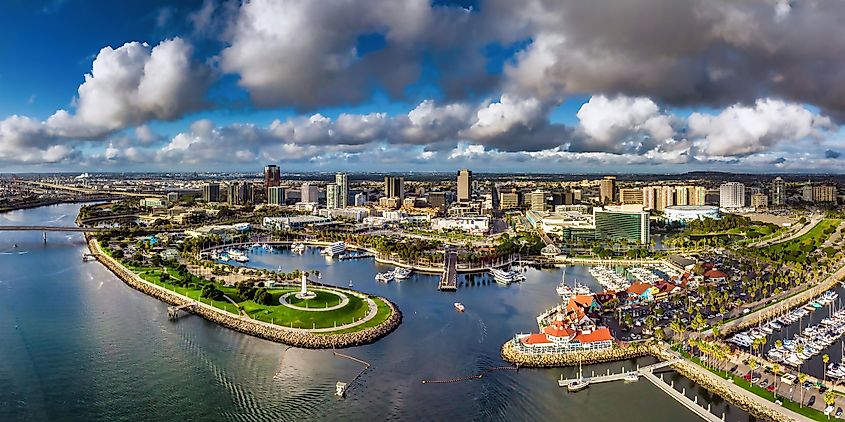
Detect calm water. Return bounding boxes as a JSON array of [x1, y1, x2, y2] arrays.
[[0, 204, 752, 421]]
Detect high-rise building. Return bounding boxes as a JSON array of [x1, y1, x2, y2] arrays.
[[660, 186, 675, 210], [620, 188, 643, 205], [226, 182, 252, 206], [202, 182, 220, 202], [354, 192, 366, 206], [719, 182, 745, 208], [688, 186, 707, 206], [384, 176, 404, 200], [457, 169, 472, 202], [264, 165, 281, 192], [804, 185, 837, 203], [771, 177, 786, 206], [594, 206, 650, 244], [499, 188, 520, 209], [267, 186, 285, 205], [599, 176, 616, 204], [428, 191, 447, 209], [326, 184, 342, 209], [335, 172, 348, 208], [751, 193, 768, 209], [675, 186, 689, 206], [529, 189, 548, 212], [300, 182, 319, 203]]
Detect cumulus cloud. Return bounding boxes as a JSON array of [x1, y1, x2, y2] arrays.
[[572, 95, 678, 154], [688, 99, 834, 157], [47, 38, 211, 138]]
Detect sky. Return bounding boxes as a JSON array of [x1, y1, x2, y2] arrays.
[[2, 0, 845, 174]]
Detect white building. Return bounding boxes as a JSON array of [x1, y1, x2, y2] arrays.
[[431, 216, 490, 235], [335, 172, 348, 208], [263, 215, 329, 230], [301, 182, 319, 203], [267, 186, 285, 206], [326, 183, 342, 209], [354, 192, 366, 206], [719, 182, 745, 209], [663, 205, 721, 223]]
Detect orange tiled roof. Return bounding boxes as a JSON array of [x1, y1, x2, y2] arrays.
[[627, 282, 651, 295], [521, 333, 552, 345], [574, 327, 613, 343]]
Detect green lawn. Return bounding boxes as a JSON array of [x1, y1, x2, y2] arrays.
[[99, 240, 395, 333], [757, 219, 840, 263]]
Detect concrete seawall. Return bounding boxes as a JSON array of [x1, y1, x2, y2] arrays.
[[88, 236, 402, 349], [501, 341, 798, 422]]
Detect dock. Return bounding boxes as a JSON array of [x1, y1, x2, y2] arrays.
[[438, 251, 457, 291], [337, 252, 374, 261], [558, 359, 724, 421], [332, 350, 370, 397], [167, 302, 197, 320]]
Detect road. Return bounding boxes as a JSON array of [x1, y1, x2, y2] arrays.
[[749, 215, 823, 248]]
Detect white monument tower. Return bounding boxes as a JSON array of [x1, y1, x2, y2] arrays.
[[296, 272, 317, 299]]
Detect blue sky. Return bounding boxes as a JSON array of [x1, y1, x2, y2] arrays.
[[1, 0, 844, 173]]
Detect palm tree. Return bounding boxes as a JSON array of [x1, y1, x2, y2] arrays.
[[824, 390, 836, 418], [798, 372, 808, 408], [823, 354, 830, 385], [796, 345, 805, 375], [772, 363, 781, 398]]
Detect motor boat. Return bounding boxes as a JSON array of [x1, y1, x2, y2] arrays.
[[322, 242, 346, 256], [393, 267, 412, 280], [491, 268, 524, 285], [454, 302, 465, 312], [375, 271, 394, 282]]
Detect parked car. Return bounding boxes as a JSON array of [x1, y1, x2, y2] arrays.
[[807, 395, 816, 407]]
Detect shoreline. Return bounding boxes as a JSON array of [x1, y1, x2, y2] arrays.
[[87, 235, 403, 349], [0, 197, 118, 215], [501, 341, 802, 422]]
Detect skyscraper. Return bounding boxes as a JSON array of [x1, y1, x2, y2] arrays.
[[599, 176, 616, 204], [267, 186, 285, 205], [202, 182, 220, 202], [326, 183, 342, 209], [771, 177, 785, 206], [226, 182, 252, 206], [457, 169, 472, 202], [719, 182, 745, 208], [529, 189, 548, 212], [335, 172, 348, 208], [301, 182, 319, 203], [264, 165, 281, 192], [384, 176, 404, 200]]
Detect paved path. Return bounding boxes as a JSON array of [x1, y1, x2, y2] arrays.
[[749, 215, 823, 248]]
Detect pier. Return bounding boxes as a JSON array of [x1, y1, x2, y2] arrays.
[[438, 251, 458, 291], [332, 350, 371, 397], [167, 302, 197, 320], [557, 359, 724, 422], [421, 366, 519, 384], [337, 252, 374, 261]]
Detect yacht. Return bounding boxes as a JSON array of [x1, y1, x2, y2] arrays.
[[348, 280, 354, 287], [491, 268, 525, 285], [375, 271, 394, 282], [291, 242, 306, 254], [322, 242, 346, 256], [393, 267, 412, 280], [227, 249, 249, 262], [454, 302, 465, 312]]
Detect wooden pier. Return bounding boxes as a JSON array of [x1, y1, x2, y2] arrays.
[[438, 251, 458, 291], [557, 359, 724, 421]]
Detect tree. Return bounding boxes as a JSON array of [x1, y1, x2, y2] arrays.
[[824, 390, 836, 418], [823, 354, 830, 385], [771, 363, 781, 399], [798, 372, 808, 408], [160, 271, 170, 283]]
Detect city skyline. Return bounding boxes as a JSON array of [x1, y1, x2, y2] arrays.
[[2, 0, 845, 174]]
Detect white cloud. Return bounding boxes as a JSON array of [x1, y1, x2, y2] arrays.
[[688, 99, 834, 157]]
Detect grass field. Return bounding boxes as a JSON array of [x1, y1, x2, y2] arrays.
[[757, 219, 841, 263], [100, 241, 394, 333]]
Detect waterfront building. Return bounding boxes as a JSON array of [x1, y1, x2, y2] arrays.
[[267, 186, 285, 206], [327, 207, 370, 222], [335, 172, 348, 208], [456, 169, 472, 202], [301, 182, 319, 203], [719, 182, 745, 208], [771, 177, 786, 206], [663, 205, 720, 223], [201, 183, 220, 202], [750, 193, 768, 209], [599, 176, 616, 204], [431, 216, 490, 235], [263, 215, 329, 230], [513, 324, 614, 354], [264, 164, 281, 192], [326, 183, 342, 209], [140, 197, 168, 208], [593, 205, 649, 243], [354, 192, 366, 206], [619, 188, 643, 205], [529, 189, 548, 212], [384, 176, 404, 200]]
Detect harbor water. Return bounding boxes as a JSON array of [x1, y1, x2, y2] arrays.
[[0, 203, 753, 421]]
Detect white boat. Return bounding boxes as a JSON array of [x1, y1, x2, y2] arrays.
[[624, 373, 639, 383], [393, 267, 412, 280], [348, 280, 353, 287], [291, 242, 306, 254], [250, 242, 262, 249], [454, 302, 465, 312], [491, 268, 524, 284], [375, 271, 394, 282], [322, 242, 346, 256], [227, 249, 249, 262]]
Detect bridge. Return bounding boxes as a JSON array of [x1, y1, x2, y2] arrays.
[[0, 225, 98, 232], [438, 250, 457, 291], [18, 180, 165, 199]]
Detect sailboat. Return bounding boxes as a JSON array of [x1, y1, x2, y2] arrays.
[[567, 356, 590, 392], [349, 279, 353, 287]]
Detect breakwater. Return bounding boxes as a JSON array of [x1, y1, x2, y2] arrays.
[[87, 236, 402, 349], [501, 340, 800, 422]]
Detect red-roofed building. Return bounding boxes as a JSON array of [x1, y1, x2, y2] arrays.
[[626, 282, 656, 302], [703, 269, 728, 282], [520, 333, 553, 346], [574, 327, 614, 345], [543, 320, 576, 340]]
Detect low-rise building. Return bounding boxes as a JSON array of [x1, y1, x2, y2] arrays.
[[262, 215, 329, 230], [431, 216, 490, 235]]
